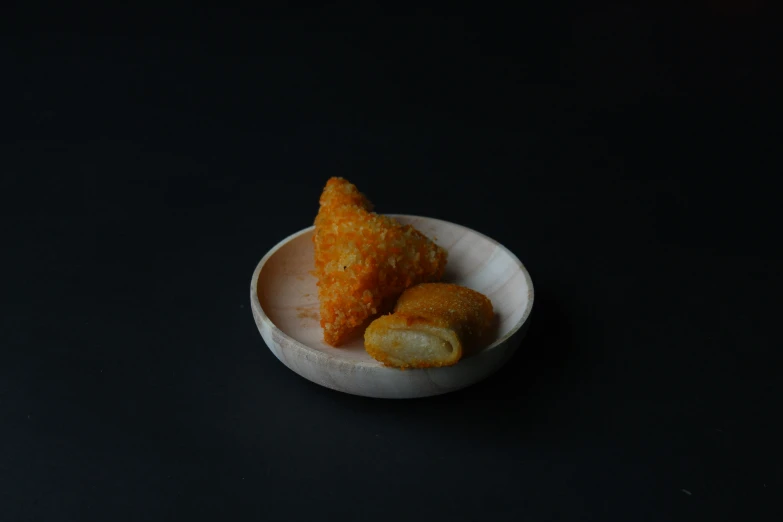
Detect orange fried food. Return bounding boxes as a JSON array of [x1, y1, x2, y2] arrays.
[[364, 283, 494, 369], [313, 177, 448, 346]]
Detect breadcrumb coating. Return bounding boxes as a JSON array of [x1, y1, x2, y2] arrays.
[[364, 283, 494, 369], [313, 177, 448, 346]]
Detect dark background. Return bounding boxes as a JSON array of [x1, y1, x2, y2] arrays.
[[2, 3, 780, 521]]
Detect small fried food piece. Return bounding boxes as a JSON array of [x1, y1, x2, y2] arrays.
[[313, 177, 448, 346], [364, 283, 494, 369]]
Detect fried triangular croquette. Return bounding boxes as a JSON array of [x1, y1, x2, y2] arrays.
[[313, 177, 448, 346]]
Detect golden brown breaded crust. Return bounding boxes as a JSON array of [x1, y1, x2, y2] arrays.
[[313, 177, 448, 346], [364, 283, 494, 369], [393, 283, 494, 341]]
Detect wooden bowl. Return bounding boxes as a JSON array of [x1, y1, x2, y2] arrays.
[[250, 215, 534, 399]]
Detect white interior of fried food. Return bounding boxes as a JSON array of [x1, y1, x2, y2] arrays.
[[368, 326, 462, 366]]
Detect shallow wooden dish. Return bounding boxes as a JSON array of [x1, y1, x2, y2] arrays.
[[250, 215, 534, 399]]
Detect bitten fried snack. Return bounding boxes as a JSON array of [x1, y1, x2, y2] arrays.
[[364, 283, 494, 369], [313, 177, 448, 346]]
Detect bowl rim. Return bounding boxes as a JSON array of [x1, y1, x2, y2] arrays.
[[249, 214, 535, 368]]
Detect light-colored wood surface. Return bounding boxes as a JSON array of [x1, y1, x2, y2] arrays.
[[250, 215, 534, 398]]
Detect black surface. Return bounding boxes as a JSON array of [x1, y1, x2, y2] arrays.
[[3, 5, 781, 521]]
